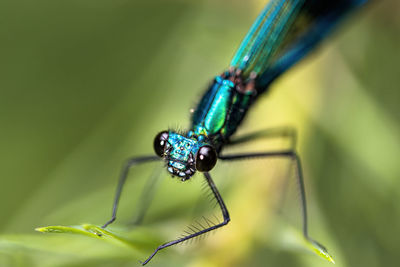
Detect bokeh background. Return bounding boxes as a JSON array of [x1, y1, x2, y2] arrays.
[[0, 0, 399, 266]]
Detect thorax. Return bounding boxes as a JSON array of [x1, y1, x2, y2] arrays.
[[190, 72, 256, 150]]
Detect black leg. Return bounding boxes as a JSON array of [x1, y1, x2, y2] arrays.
[[102, 155, 160, 229], [227, 126, 297, 149], [219, 151, 310, 240], [140, 172, 230, 266]]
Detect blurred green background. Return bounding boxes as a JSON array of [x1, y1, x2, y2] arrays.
[[0, 0, 399, 266]]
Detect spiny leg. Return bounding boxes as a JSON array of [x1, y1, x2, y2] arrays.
[[102, 155, 160, 229], [140, 172, 230, 266], [219, 151, 316, 244]]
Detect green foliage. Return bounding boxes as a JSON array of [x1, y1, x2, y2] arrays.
[[35, 224, 151, 250], [305, 239, 335, 264]]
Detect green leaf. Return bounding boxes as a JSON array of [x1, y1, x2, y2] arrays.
[[35, 224, 155, 252], [304, 238, 335, 264]]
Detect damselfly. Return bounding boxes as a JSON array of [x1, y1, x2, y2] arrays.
[[102, 0, 368, 265]]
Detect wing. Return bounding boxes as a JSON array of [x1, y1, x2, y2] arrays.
[[230, 0, 305, 78], [229, 0, 368, 92]]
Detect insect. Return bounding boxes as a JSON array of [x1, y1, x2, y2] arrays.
[[102, 0, 368, 265]]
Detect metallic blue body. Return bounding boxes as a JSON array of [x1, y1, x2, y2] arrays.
[[191, 76, 254, 148], [165, 0, 368, 179], [192, 77, 235, 137], [102, 2, 369, 263]]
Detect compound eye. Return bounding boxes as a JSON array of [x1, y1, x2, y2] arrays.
[[195, 145, 217, 172], [153, 131, 169, 157]]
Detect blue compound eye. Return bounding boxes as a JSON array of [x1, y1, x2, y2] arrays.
[[195, 145, 217, 172], [153, 131, 169, 157]]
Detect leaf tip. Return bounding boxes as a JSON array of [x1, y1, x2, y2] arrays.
[[34, 226, 65, 233], [35, 227, 46, 232], [307, 239, 335, 264]]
